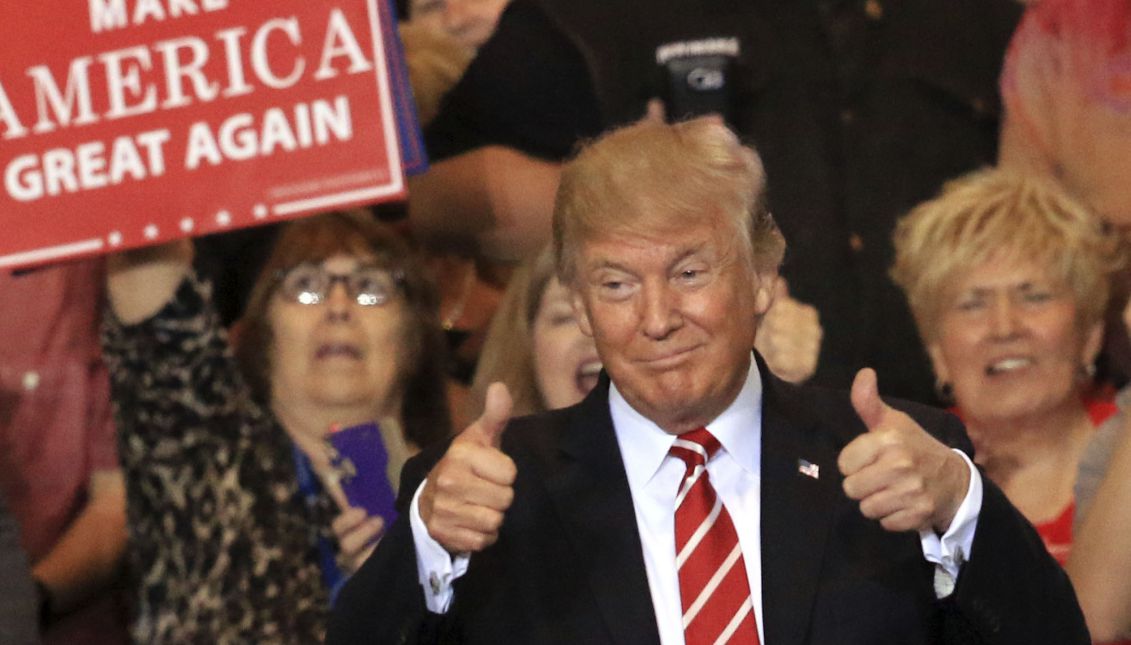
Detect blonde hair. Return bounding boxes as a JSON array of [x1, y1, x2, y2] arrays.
[[891, 168, 1123, 342], [400, 21, 475, 126], [468, 246, 559, 418], [553, 117, 784, 285]]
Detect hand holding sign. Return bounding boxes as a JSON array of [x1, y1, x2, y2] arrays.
[[838, 368, 970, 534], [419, 382, 516, 554]]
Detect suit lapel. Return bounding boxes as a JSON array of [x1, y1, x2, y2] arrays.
[[540, 360, 844, 645], [757, 358, 841, 645], [544, 376, 662, 645]]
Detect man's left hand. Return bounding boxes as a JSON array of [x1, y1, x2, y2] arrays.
[[838, 368, 970, 534]]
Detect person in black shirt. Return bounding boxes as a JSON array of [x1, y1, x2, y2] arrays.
[[411, 0, 1022, 404]]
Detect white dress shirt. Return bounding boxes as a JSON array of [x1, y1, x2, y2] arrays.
[[411, 360, 983, 644]]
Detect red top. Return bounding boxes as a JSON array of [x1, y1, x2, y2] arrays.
[[951, 396, 1118, 566], [1035, 501, 1074, 566]]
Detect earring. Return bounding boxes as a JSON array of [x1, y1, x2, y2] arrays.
[[934, 379, 953, 404], [1079, 362, 1097, 382]]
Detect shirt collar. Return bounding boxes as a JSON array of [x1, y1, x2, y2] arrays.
[[610, 358, 763, 491]]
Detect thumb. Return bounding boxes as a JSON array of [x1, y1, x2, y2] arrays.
[[323, 474, 350, 513], [463, 382, 513, 448], [774, 276, 789, 301], [644, 98, 667, 123], [850, 368, 888, 431]]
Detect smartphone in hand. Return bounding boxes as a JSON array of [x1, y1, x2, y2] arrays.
[[327, 422, 398, 526], [655, 37, 740, 125]]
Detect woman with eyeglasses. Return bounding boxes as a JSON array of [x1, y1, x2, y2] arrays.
[[101, 211, 450, 643]]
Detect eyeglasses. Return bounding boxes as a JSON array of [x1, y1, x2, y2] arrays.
[[276, 263, 403, 307]]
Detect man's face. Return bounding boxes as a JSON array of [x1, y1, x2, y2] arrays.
[[570, 218, 772, 434]]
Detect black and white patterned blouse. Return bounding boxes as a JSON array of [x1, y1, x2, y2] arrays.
[[102, 273, 336, 643]]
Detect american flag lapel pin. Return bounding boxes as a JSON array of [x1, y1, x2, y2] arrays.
[[797, 458, 820, 479]]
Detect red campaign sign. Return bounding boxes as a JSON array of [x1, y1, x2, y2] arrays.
[[0, 0, 406, 269]]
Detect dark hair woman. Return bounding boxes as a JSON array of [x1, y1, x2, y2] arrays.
[[102, 211, 450, 643]]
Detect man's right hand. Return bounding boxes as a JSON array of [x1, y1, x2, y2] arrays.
[[419, 382, 516, 554]]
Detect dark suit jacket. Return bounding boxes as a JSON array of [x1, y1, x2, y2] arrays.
[[329, 358, 1088, 644]]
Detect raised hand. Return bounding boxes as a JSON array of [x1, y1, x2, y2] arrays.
[[419, 382, 516, 554], [106, 238, 194, 324], [838, 368, 970, 533], [755, 277, 822, 384]]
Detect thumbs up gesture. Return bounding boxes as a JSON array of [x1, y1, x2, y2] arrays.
[[419, 382, 517, 554], [838, 368, 971, 534], [754, 277, 822, 384]]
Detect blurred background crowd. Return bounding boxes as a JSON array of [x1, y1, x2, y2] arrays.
[[4, 0, 1131, 642]]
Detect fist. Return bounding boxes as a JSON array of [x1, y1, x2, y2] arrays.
[[420, 382, 516, 554], [838, 368, 970, 534]]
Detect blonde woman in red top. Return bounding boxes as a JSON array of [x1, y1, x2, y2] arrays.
[[891, 169, 1122, 566]]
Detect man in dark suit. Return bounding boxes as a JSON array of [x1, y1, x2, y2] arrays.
[[329, 117, 1088, 644]]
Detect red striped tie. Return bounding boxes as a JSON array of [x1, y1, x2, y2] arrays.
[[670, 428, 760, 645]]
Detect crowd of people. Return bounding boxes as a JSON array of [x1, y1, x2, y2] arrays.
[[4, 0, 1131, 643]]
